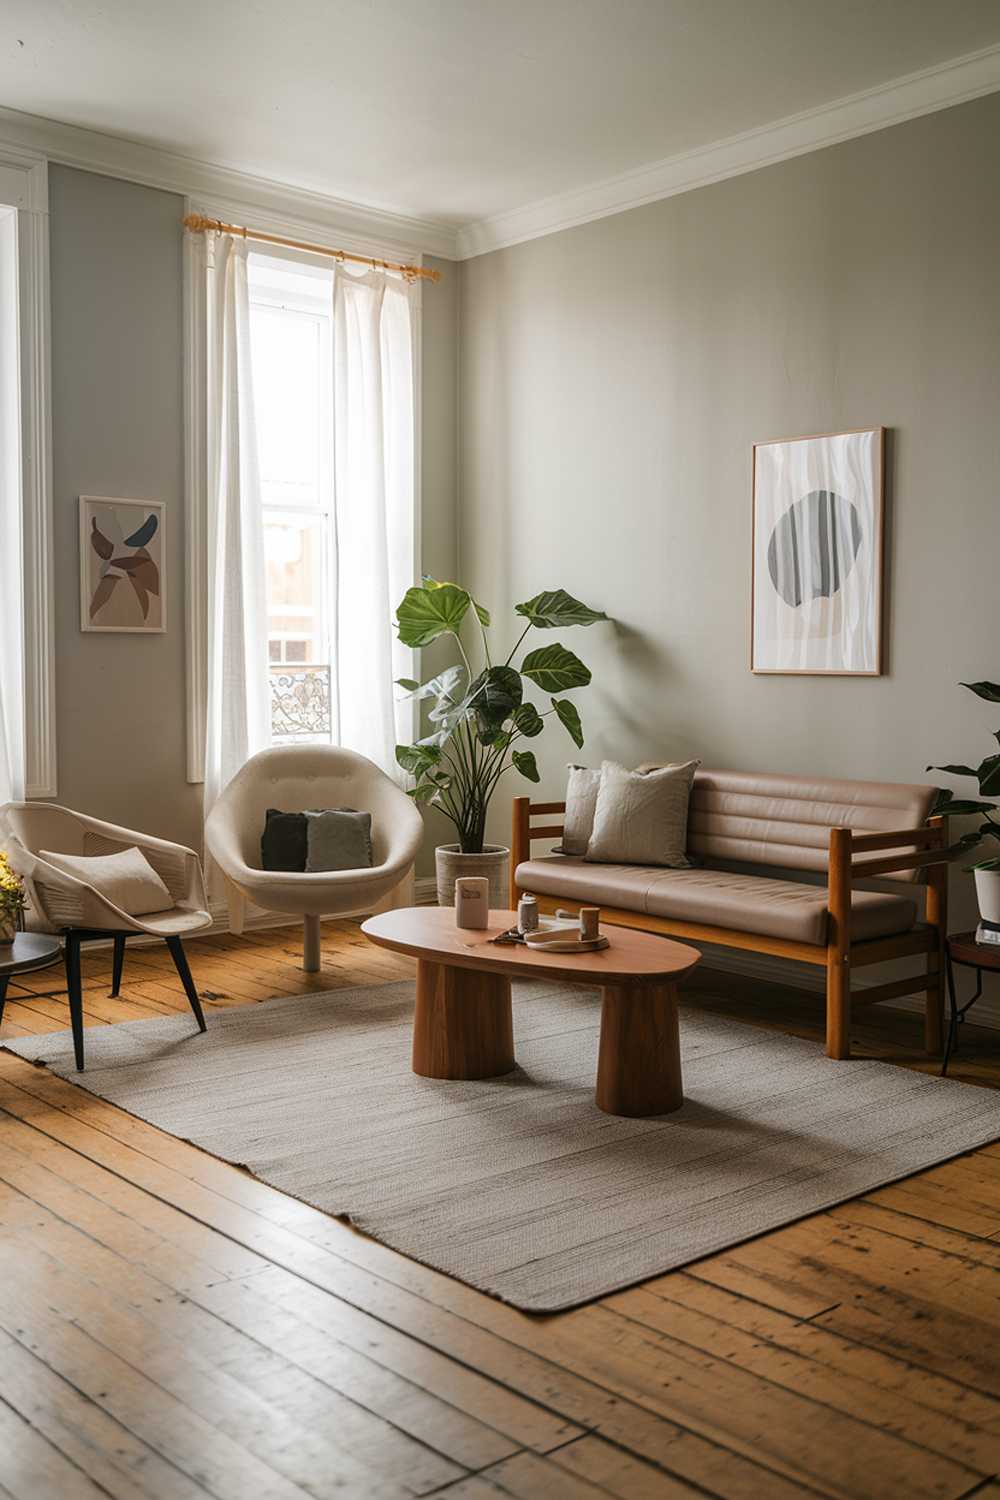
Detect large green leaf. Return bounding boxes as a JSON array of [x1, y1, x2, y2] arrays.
[[467, 665, 523, 733], [395, 584, 470, 647], [515, 590, 607, 629], [512, 749, 540, 783], [522, 644, 591, 693], [978, 753, 1000, 796], [395, 743, 442, 776], [962, 681, 1000, 702], [512, 703, 544, 738], [932, 797, 999, 816], [927, 763, 978, 778], [551, 697, 584, 749], [423, 575, 489, 629]]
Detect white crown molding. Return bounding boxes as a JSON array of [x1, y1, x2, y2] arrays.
[[0, 142, 57, 797], [456, 41, 1000, 258], [0, 104, 461, 262]]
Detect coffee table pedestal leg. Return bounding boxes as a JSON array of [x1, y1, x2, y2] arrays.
[[597, 982, 683, 1117], [412, 959, 515, 1080]]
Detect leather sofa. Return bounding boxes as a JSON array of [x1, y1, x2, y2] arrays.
[[512, 768, 948, 1059]]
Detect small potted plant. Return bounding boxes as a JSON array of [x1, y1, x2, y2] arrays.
[[393, 581, 608, 905], [928, 678, 1000, 925], [0, 851, 26, 945]]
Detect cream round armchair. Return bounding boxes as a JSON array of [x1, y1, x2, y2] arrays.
[[205, 745, 423, 971]]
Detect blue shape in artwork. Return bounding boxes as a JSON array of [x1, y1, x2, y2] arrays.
[[124, 512, 159, 549]]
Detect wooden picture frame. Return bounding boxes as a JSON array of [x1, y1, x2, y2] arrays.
[[750, 427, 884, 676], [80, 496, 166, 634]]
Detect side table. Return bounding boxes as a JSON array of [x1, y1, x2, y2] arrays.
[[942, 930, 1000, 1075], [0, 933, 63, 1027]]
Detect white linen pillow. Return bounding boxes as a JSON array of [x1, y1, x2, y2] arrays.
[[585, 759, 700, 868], [557, 765, 602, 856], [40, 846, 173, 916]]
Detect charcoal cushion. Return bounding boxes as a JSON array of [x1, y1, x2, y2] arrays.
[[261, 809, 309, 871]]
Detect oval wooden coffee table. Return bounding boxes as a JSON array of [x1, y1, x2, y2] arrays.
[[361, 907, 700, 1117]]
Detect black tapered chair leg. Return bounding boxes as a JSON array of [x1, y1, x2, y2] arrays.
[[64, 933, 85, 1071], [165, 935, 207, 1032], [0, 974, 8, 1030], [111, 934, 126, 997]]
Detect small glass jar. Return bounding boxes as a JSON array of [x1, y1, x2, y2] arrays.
[[517, 893, 539, 934]]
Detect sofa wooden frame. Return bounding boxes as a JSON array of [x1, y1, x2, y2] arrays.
[[511, 799, 948, 1060]]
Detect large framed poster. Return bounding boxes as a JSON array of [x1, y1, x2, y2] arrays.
[[751, 428, 884, 675]]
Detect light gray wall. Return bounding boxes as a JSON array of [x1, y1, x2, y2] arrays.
[[49, 167, 198, 845], [459, 94, 1000, 970], [47, 166, 459, 870]]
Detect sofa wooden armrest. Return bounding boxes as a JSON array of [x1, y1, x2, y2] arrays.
[[511, 795, 949, 1061]]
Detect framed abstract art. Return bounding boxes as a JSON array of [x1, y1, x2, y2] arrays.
[[751, 428, 884, 675], [80, 496, 166, 633]]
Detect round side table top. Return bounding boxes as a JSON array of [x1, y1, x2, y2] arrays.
[[362, 906, 700, 987], [948, 931, 1000, 971], [0, 932, 62, 976]]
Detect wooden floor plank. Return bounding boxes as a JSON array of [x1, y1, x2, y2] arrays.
[[0, 1335, 212, 1499], [0, 1244, 412, 1500], [607, 1282, 1000, 1477], [1, 920, 999, 1500], [0, 1393, 110, 1500]]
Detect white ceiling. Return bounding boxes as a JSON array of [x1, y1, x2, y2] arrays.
[[3, 0, 1000, 246]]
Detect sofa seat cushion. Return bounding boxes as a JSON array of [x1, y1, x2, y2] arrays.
[[515, 856, 917, 946]]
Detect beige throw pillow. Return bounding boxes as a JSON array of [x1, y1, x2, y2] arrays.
[[558, 765, 602, 856], [41, 846, 173, 916], [585, 759, 700, 868]]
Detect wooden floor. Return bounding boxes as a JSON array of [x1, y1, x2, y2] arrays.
[[1, 924, 999, 1500]]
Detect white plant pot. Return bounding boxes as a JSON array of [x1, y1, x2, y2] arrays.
[[435, 844, 509, 909], [974, 867, 1000, 925]]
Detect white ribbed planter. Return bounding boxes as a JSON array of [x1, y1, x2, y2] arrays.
[[974, 868, 1000, 925], [435, 844, 509, 909]]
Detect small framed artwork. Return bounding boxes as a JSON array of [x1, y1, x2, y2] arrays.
[[751, 427, 884, 675], [80, 496, 166, 633]]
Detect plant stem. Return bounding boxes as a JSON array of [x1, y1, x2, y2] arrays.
[[504, 623, 532, 668]]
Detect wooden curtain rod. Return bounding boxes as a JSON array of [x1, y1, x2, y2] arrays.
[[182, 213, 441, 283]]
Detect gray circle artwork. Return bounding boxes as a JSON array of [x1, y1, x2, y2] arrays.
[[767, 489, 862, 608]]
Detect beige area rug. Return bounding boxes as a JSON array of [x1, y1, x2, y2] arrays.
[[6, 981, 1000, 1312]]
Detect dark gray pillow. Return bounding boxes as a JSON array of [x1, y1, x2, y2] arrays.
[[305, 809, 374, 872], [261, 809, 308, 871]]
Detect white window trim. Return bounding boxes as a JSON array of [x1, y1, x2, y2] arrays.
[[183, 193, 422, 783], [0, 142, 56, 797]]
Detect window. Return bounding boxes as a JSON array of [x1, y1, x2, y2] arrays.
[[248, 255, 336, 745]]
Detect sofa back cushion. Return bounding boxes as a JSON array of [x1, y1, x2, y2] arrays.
[[639, 766, 938, 883]]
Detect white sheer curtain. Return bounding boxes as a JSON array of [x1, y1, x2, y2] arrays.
[[332, 265, 416, 776], [201, 232, 269, 819], [0, 208, 25, 806]]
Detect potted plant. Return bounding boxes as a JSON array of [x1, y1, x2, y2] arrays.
[[393, 581, 608, 906], [0, 851, 26, 945], [928, 678, 1000, 925]]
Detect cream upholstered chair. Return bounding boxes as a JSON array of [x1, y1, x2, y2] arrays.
[[0, 802, 212, 1071], [204, 745, 423, 971]]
